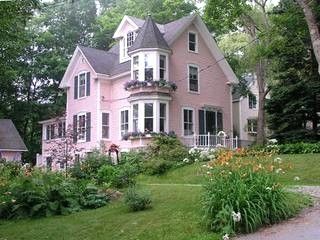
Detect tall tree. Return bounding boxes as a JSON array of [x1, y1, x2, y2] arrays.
[[295, 0, 320, 74], [94, 0, 197, 49], [204, 0, 272, 145], [266, 0, 320, 142]]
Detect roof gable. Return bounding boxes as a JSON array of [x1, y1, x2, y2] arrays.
[[113, 15, 140, 39], [0, 119, 27, 151]]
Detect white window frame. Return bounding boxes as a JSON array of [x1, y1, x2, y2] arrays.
[[101, 111, 110, 140], [182, 107, 195, 137], [132, 55, 139, 81], [159, 102, 168, 132], [144, 102, 154, 132], [120, 108, 129, 139], [188, 31, 198, 53], [46, 124, 55, 140], [77, 71, 87, 99], [77, 112, 86, 142], [187, 64, 200, 93], [248, 94, 257, 109], [247, 119, 257, 133], [127, 31, 135, 48], [132, 104, 139, 132], [159, 54, 167, 81]]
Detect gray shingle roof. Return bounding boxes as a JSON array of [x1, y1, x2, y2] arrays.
[[79, 15, 195, 77], [0, 119, 27, 151], [129, 16, 170, 52]]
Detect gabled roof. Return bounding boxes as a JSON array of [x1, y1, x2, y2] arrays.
[[0, 119, 27, 151], [129, 16, 170, 52], [60, 13, 238, 88]]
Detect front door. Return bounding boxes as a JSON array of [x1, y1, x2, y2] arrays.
[[199, 110, 216, 134]]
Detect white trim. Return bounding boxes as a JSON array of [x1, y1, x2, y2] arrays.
[[77, 71, 87, 99], [39, 116, 66, 124], [181, 107, 195, 137], [128, 48, 171, 56], [101, 111, 111, 140], [113, 15, 140, 39], [187, 64, 200, 94], [77, 112, 87, 143], [97, 80, 101, 142], [159, 101, 168, 132], [188, 31, 198, 53], [119, 107, 130, 140], [0, 149, 27, 152]]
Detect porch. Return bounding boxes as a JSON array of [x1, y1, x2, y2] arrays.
[[181, 132, 238, 149]]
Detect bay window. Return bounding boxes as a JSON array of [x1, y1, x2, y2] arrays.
[[159, 55, 166, 80], [132, 104, 139, 132], [159, 103, 167, 132], [120, 110, 129, 137], [144, 54, 154, 81], [133, 56, 139, 80], [144, 103, 154, 131]]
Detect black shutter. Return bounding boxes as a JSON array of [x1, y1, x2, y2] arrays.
[[199, 110, 205, 134], [86, 72, 90, 96], [74, 76, 78, 99], [73, 115, 77, 143], [86, 112, 91, 142], [217, 112, 223, 132]]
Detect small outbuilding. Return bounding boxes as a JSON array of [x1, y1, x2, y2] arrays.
[[0, 119, 27, 162]]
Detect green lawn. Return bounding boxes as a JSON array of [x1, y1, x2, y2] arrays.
[[0, 153, 318, 240]]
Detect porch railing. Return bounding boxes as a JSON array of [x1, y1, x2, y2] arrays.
[[181, 133, 238, 149]]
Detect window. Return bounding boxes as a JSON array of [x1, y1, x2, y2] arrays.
[[120, 110, 129, 137], [102, 112, 110, 139], [189, 65, 199, 92], [132, 104, 139, 132], [188, 32, 197, 52], [58, 121, 66, 138], [78, 114, 86, 141], [127, 31, 135, 48], [78, 73, 86, 98], [159, 55, 166, 80], [144, 54, 153, 81], [247, 119, 257, 133], [46, 124, 55, 140], [46, 157, 52, 171], [59, 161, 65, 169], [133, 56, 139, 80], [183, 108, 193, 136], [144, 103, 153, 132], [159, 103, 166, 132], [249, 94, 257, 109]]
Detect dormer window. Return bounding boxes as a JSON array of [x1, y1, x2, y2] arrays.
[[127, 31, 135, 48], [188, 32, 198, 53]]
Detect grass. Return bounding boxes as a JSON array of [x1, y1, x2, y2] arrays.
[[0, 153, 318, 239], [0, 184, 217, 240], [276, 154, 320, 185]]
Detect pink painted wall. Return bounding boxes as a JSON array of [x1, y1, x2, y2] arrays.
[[0, 151, 22, 162], [169, 24, 232, 136]]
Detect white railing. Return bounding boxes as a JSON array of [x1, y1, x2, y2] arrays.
[[181, 133, 238, 149]]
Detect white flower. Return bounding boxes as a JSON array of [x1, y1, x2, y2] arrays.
[[202, 164, 208, 168], [266, 187, 272, 191], [222, 233, 229, 240], [189, 147, 197, 154], [268, 139, 278, 144], [206, 171, 211, 175], [275, 168, 282, 174], [11, 199, 16, 203], [274, 157, 282, 163], [232, 211, 241, 222], [183, 158, 189, 163], [194, 158, 199, 162], [294, 176, 300, 181], [216, 144, 223, 148]]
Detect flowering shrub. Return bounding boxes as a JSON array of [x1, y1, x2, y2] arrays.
[[202, 149, 307, 236], [124, 79, 177, 91], [122, 131, 176, 141]]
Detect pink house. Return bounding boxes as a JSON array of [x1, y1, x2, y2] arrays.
[[38, 14, 238, 169]]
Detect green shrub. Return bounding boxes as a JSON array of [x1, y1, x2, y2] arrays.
[[120, 150, 144, 172], [278, 142, 320, 154], [143, 159, 173, 175], [80, 184, 109, 209], [124, 186, 151, 212], [97, 165, 118, 185], [202, 150, 308, 236], [112, 163, 137, 188]]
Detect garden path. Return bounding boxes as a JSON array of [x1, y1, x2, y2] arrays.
[[234, 186, 320, 240]]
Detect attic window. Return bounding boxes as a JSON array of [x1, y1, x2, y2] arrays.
[[188, 32, 197, 52], [127, 31, 135, 48]]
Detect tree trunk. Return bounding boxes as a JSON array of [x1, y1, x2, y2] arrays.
[[296, 0, 320, 74], [256, 60, 267, 145]]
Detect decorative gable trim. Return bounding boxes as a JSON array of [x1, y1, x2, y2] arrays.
[[113, 15, 140, 39]]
